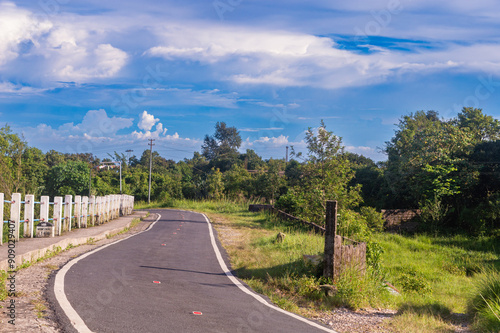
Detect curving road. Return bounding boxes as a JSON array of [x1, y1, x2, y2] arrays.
[[50, 209, 336, 333]]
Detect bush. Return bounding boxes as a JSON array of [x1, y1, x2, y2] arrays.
[[360, 206, 385, 232], [332, 267, 389, 310], [366, 241, 384, 276], [468, 270, 500, 332], [338, 210, 371, 239]]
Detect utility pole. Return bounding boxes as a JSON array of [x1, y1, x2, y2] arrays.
[[125, 149, 133, 166], [285, 146, 289, 172], [148, 139, 155, 204]]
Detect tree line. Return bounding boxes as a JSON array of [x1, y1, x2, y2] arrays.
[[2, 107, 500, 235]]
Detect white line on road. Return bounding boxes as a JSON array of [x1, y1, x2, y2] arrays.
[[54, 214, 161, 333], [203, 213, 338, 333]]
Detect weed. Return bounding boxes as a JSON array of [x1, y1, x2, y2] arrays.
[[394, 267, 432, 294], [30, 298, 47, 318], [468, 269, 500, 332], [332, 267, 391, 310], [0, 270, 7, 301]]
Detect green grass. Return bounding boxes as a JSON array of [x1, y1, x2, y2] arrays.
[[468, 270, 500, 332], [136, 199, 500, 332]]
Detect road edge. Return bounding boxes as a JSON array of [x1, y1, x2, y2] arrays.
[[50, 213, 161, 333]]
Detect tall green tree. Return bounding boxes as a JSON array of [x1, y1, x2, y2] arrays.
[[46, 160, 90, 197], [0, 126, 26, 195], [279, 121, 362, 225], [202, 122, 242, 171]]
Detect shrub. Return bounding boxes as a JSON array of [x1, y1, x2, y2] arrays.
[[338, 210, 371, 239], [468, 270, 500, 333], [366, 241, 384, 276], [331, 266, 390, 310], [394, 267, 432, 294], [360, 206, 385, 232]]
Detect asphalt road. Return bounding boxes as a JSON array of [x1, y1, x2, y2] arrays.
[[50, 209, 336, 333]]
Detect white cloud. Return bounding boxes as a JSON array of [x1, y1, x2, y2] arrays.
[[0, 82, 47, 95], [345, 145, 385, 161], [133, 110, 168, 139], [145, 21, 500, 90], [242, 135, 292, 148], [137, 110, 159, 131], [51, 43, 128, 81], [19, 109, 200, 158], [57, 109, 133, 137], [240, 127, 284, 132], [0, 3, 128, 84], [0, 2, 52, 66]]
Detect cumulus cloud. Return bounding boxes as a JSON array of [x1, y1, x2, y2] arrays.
[[0, 3, 128, 84], [19, 109, 200, 157], [56, 109, 134, 137], [132, 110, 168, 139], [137, 110, 159, 131], [0, 2, 52, 66]]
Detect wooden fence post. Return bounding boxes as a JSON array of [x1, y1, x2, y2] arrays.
[[24, 195, 35, 238], [323, 200, 337, 280], [0, 193, 4, 245], [54, 197, 63, 236], [11, 193, 21, 241]]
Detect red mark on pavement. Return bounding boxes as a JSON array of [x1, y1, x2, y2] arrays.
[[161, 244, 166, 246], [192, 311, 202, 315], [153, 281, 161, 284]]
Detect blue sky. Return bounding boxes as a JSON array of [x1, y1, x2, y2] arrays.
[[2, 0, 500, 161]]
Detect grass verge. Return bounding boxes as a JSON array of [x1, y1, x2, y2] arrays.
[[137, 199, 500, 332]]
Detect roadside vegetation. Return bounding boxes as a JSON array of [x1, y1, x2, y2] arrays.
[[137, 198, 499, 332], [3, 107, 500, 331]]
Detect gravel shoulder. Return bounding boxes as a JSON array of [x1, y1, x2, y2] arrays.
[[0, 215, 155, 333]]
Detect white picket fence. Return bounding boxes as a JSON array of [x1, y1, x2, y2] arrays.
[[1, 193, 134, 244]]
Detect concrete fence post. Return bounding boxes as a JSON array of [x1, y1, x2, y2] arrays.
[[75, 196, 81, 229], [11, 193, 21, 241], [64, 195, 73, 232], [0, 193, 4, 245], [323, 200, 337, 280], [89, 195, 95, 226], [40, 196, 49, 223], [106, 195, 110, 222], [24, 195, 35, 238], [119, 195, 124, 216], [97, 196, 102, 225], [82, 196, 88, 228], [54, 197, 63, 236], [114, 195, 119, 218]]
